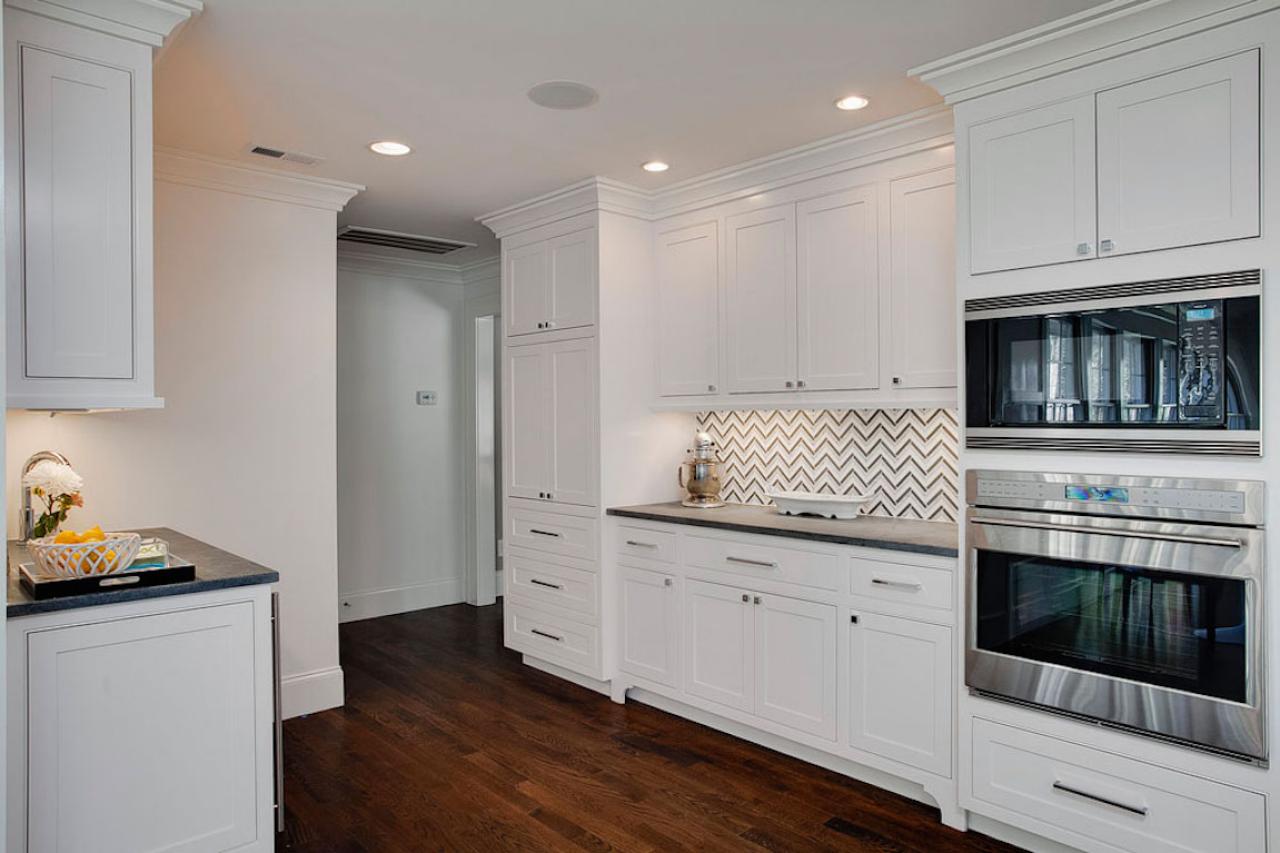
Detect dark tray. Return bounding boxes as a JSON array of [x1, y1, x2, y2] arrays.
[[18, 556, 196, 600]]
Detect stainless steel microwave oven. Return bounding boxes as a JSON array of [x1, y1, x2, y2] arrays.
[[964, 270, 1261, 456]]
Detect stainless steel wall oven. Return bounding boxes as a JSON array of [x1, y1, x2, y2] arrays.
[[966, 470, 1266, 761], [965, 270, 1261, 455]]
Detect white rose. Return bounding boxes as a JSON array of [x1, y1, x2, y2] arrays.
[[22, 460, 83, 498]]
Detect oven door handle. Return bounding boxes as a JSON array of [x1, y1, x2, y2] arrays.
[[968, 516, 1244, 549]]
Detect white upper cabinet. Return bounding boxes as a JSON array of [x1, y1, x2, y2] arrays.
[[796, 187, 879, 392], [504, 226, 597, 337], [1096, 51, 1259, 258], [6, 8, 164, 408], [968, 96, 1097, 274], [724, 205, 797, 393], [655, 221, 720, 396], [889, 168, 957, 390]]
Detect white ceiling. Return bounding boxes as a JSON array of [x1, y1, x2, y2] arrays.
[[154, 0, 1108, 259]]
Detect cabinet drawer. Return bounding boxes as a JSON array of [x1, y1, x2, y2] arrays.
[[507, 505, 598, 562], [615, 525, 677, 563], [506, 603, 599, 676], [850, 557, 952, 613], [970, 718, 1265, 853], [507, 550, 598, 619], [684, 533, 841, 591]]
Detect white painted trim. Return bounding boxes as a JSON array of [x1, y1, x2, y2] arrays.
[[337, 246, 464, 285], [4, 0, 201, 46], [522, 655, 611, 695], [476, 107, 954, 238], [154, 147, 363, 212], [281, 665, 344, 719], [338, 577, 466, 623], [460, 256, 501, 285], [910, 0, 1280, 102]]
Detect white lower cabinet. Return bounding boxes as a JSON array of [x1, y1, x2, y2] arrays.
[[619, 565, 680, 688], [684, 578, 755, 712], [9, 586, 276, 853], [848, 610, 951, 775], [970, 718, 1266, 853]]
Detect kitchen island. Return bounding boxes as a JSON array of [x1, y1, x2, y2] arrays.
[[7, 528, 278, 852]]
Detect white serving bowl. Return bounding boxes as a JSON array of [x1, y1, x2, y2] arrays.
[[766, 491, 872, 520], [26, 532, 143, 577]]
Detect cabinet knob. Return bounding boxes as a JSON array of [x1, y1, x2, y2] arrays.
[[892, 376, 902, 385], [546, 492, 553, 500], [741, 593, 749, 603], [850, 614, 859, 624], [796, 379, 806, 388], [1076, 242, 1091, 256], [785, 380, 794, 388], [664, 578, 673, 587], [1100, 239, 1115, 253], [707, 384, 716, 392], [753, 595, 762, 605]]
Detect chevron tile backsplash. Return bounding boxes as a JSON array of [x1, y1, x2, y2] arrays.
[[696, 409, 959, 522]]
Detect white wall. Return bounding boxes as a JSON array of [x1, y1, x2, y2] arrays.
[[335, 254, 471, 621], [6, 161, 354, 718]]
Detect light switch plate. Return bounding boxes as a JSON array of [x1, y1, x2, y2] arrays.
[[416, 390, 437, 406]]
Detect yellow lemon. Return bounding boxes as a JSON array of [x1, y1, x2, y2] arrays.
[[53, 530, 81, 544], [80, 525, 106, 543]]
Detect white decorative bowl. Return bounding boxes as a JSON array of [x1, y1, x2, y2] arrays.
[[26, 532, 143, 577], [767, 491, 872, 520]]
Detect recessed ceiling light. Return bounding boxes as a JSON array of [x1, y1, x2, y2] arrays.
[[527, 81, 599, 110], [834, 95, 869, 111], [642, 160, 670, 173], [370, 140, 411, 156]]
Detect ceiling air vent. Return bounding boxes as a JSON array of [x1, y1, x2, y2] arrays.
[[248, 144, 323, 166], [337, 226, 476, 255]]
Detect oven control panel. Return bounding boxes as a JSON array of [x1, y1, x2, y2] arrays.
[[973, 474, 1251, 517]]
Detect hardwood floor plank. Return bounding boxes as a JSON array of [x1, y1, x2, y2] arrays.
[[281, 603, 1022, 853]]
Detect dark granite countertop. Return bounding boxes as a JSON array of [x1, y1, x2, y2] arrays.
[[8, 527, 278, 617], [608, 502, 958, 558]]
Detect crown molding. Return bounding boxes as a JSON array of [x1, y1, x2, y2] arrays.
[[910, 0, 1280, 103], [477, 106, 955, 238], [336, 245, 500, 286], [155, 147, 364, 212], [459, 256, 501, 284], [4, 0, 202, 47]]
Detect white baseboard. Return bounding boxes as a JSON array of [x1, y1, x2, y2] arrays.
[[338, 576, 466, 623], [522, 655, 611, 695], [282, 665, 344, 719]]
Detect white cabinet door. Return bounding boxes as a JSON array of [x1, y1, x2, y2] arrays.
[[27, 603, 265, 853], [547, 336, 598, 507], [888, 168, 957, 390], [848, 611, 951, 776], [504, 343, 550, 501], [505, 240, 550, 337], [548, 227, 597, 332], [969, 96, 1096, 273], [655, 221, 720, 396], [20, 46, 134, 379], [797, 187, 878, 391], [684, 579, 754, 712], [1097, 51, 1259, 258], [619, 566, 680, 687], [754, 593, 838, 740], [724, 204, 797, 393]]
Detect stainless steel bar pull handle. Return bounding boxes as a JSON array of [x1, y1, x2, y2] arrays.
[[969, 517, 1243, 549], [625, 540, 657, 548], [530, 578, 563, 590], [529, 528, 562, 538], [726, 556, 778, 568], [1051, 781, 1148, 816], [530, 628, 563, 642], [871, 578, 922, 590]]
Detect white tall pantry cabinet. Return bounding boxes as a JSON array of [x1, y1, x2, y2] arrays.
[[483, 183, 693, 683], [2, 0, 192, 409]]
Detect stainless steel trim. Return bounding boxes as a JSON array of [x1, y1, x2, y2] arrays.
[[727, 556, 778, 568], [530, 628, 562, 642], [271, 591, 284, 833], [966, 469, 1265, 525], [529, 578, 563, 590], [966, 505, 1267, 760], [1051, 782, 1147, 816], [964, 269, 1260, 317], [625, 539, 657, 548], [529, 528, 562, 538], [871, 578, 923, 590], [968, 516, 1244, 549], [965, 429, 1262, 458]]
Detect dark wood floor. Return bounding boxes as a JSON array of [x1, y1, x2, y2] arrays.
[[281, 602, 1020, 853]]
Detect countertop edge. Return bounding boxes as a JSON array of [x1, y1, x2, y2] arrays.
[[7, 569, 279, 618], [606, 507, 959, 558]]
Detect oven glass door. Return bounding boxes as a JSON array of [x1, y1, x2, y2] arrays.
[[974, 550, 1248, 703]]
